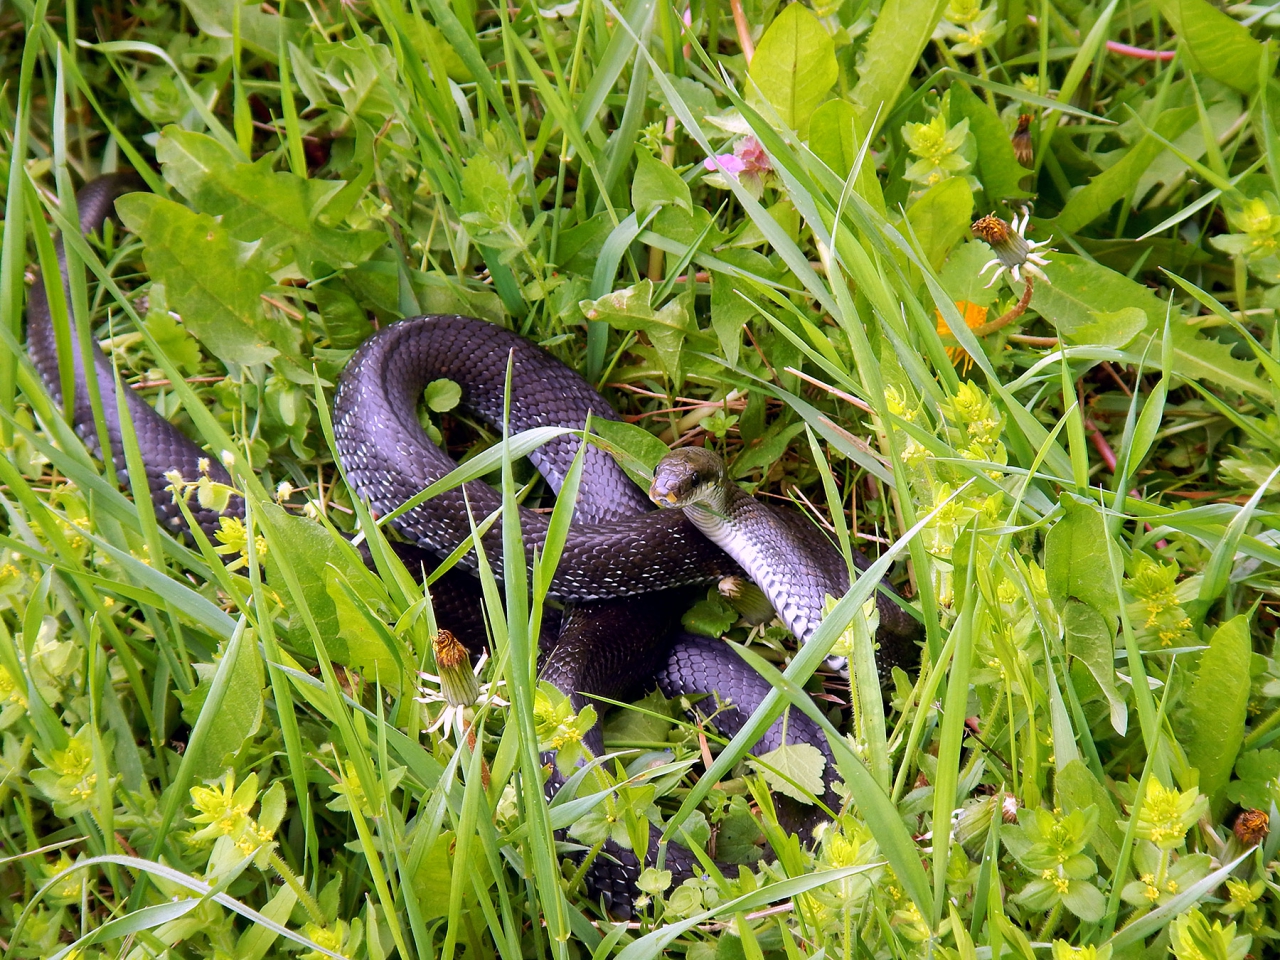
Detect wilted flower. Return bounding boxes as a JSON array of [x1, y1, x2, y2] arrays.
[[1011, 113, 1034, 167], [1234, 808, 1269, 846], [416, 631, 507, 735], [972, 207, 1054, 286]]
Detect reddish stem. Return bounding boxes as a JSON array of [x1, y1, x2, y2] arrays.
[[1105, 40, 1175, 61], [1025, 15, 1175, 61], [1086, 419, 1168, 549]]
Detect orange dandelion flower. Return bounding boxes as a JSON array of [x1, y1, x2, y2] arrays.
[[936, 300, 989, 374]]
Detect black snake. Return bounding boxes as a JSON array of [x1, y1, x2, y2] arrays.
[[27, 175, 922, 915]]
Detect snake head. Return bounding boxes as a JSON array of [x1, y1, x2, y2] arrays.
[[649, 447, 728, 509]]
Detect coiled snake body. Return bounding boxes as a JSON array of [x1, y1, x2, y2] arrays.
[[29, 176, 921, 916]]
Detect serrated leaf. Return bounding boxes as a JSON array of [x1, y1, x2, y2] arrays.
[[746, 3, 837, 137], [710, 272, 756, 368], [1056, 107, 1198, 234], [1065, 307, 1147, 349], [143, 296, 203, 374], [681, 595, 740, 638], [581, 280, 695, 388], [749, 741, 826, 803], [156, 128, 383, 275], [1032, 255, 1265, 396], [115, 193, 279, 366]]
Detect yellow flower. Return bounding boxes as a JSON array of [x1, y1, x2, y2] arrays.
[[1134, 780, 1207, 850], [935, 301, 990, 374]]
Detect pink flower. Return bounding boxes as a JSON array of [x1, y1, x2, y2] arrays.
[[703, 136, 770, 177], [704, 153, 747, 174]]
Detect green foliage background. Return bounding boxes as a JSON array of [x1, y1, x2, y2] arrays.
[[2, 0, 1280, 957]]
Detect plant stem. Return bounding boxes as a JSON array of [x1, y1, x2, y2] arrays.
[[972, 277, 1034, 336], [729, 0, 754, 63]]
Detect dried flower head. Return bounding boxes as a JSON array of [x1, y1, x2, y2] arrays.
[[972, 207, 1053, 286], [417, 632, 507, 735], [1012, 113, 1034, 167], [1234, 808, 1269, 846]]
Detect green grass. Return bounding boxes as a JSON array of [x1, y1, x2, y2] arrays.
[[2, 0, 1280, 958]]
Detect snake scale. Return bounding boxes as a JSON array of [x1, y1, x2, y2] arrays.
[[27, 175, 922, 916]]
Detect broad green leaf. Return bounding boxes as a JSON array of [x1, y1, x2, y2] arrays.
[[1064, 599, 1125, 736], [1056, 760, 1123, 871], [115, 192, 279, 365], [1062, 880, 1107, 922], [405, 19, 471, 81], [749, 741, 826, 804], [948, 83, 1032, 200], [315, 39, 399, 127], [710, 271, 757, 368], [1056, 107, 1198, 234], [176, 631, 265, 779], [681, 594, 740, 637], [180, 0, 303, 59], [746, 3, 837, 137], [581, 281, 696, 388], [850, 0, 949, 138], [1033, 255, 1265, 396], [232, 882, 298, 960], [261, 502, 388, 662], [631, 151, 692, 220], [143, 292, 204, 373], [411, 831, 456, 921], [1185, 615, 1251, 802], [602, 688, 676, 745], [905, 177, 974, 270], [1226, 749, 1280, 811], [424, 378, 461, 412], [1160, 0, 1267, 93], [808, 98, 886, 214], [1045, 494, 1118, 620], [940, 241, 1000, 309], [312, 279, 375, 349], [156, 128, 384, 275], [588, 417, 670, 483], [1065, 307, 1147, 349], [325, 568, 401, 684]]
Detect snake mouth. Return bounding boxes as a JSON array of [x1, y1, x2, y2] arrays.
[[648, 484, 682, 507]]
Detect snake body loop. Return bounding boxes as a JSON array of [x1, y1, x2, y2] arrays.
[[28, 176, 921, 917]]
